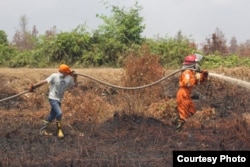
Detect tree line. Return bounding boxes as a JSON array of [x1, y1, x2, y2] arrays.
[[0, 2, 250, 69]]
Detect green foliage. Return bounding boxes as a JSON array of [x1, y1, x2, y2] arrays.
[[145, 37, 196, 68], [93, 2, 145, 66], [90, 33, 126, 67], [0, 30, 8, 45], [41, 27, 91, 65], [1, 3, 250, 69], [9, 51, 33, 67], [97, 2, 145, 45], [0, 44, 16, 66], [0, 30, 11, 66], [202, 54, 250, 69], [81, 45, 104, 67]]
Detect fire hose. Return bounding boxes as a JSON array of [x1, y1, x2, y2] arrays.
[[0, 69, 188, 102], [0, 82, 42, 102], [75, 69, 184, 90]]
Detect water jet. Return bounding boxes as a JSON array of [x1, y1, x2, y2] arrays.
[[209, 72, 250, 90]]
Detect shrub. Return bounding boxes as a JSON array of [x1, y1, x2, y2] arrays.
[[119, 52, 165, 114]]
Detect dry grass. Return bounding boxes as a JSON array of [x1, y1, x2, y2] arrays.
[[0, 64, 250, 166]]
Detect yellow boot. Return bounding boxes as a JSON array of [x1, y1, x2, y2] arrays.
[[56, 121, 64, 138], [40, 120, 53, 136], [176, 118, 185, 131]]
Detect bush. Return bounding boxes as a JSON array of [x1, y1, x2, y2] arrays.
[[202, 54, 250, 69], [0, 44, 16, 66], [119, 52, 165, 114]]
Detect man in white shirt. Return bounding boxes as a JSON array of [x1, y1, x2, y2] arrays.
[[30, 64, 77, 138]]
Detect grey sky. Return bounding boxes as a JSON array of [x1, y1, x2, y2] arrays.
[[1, 0, 250, 45]]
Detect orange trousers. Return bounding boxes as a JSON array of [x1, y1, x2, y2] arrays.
[[176, 87, 196, 120]]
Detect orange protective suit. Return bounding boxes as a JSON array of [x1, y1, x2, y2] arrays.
[[176, 69, 207, 120]]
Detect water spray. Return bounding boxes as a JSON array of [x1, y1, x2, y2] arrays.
[[209, 72, 250, 90]]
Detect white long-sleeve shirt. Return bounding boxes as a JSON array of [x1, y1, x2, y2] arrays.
[[46, 72, 74, 102]]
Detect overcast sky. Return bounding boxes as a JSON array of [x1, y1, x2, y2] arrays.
[[1, 0, 250, 45]]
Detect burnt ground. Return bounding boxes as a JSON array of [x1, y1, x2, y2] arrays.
[[0, 68, 250, 167]]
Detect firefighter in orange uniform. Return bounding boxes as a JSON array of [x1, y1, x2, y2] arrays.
[[175, 54, 209, 131]]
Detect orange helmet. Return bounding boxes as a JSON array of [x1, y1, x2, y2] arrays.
[[59, 64, 71, 74]]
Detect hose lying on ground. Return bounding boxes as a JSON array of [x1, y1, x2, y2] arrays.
[[0, 69, 185, 102]]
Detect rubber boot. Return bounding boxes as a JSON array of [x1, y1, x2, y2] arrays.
[[56, 121, 64, 138], [176, 118, 185, 131], [40, 120, 53, 136], [172, 115, 179, 126]]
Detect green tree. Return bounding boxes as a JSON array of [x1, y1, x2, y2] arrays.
[[42, 26, 91, 65], [0, 30, 16, 66], [97, 2, 145, 45], [95, 2, 145, 66], [0, 30, 8, 45], [145, 33, 197, 68]]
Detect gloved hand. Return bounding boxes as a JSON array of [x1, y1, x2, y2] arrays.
[[29, 84, 34, 92], [201, 70, 209, 82], [202, 70, 209, 77]]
